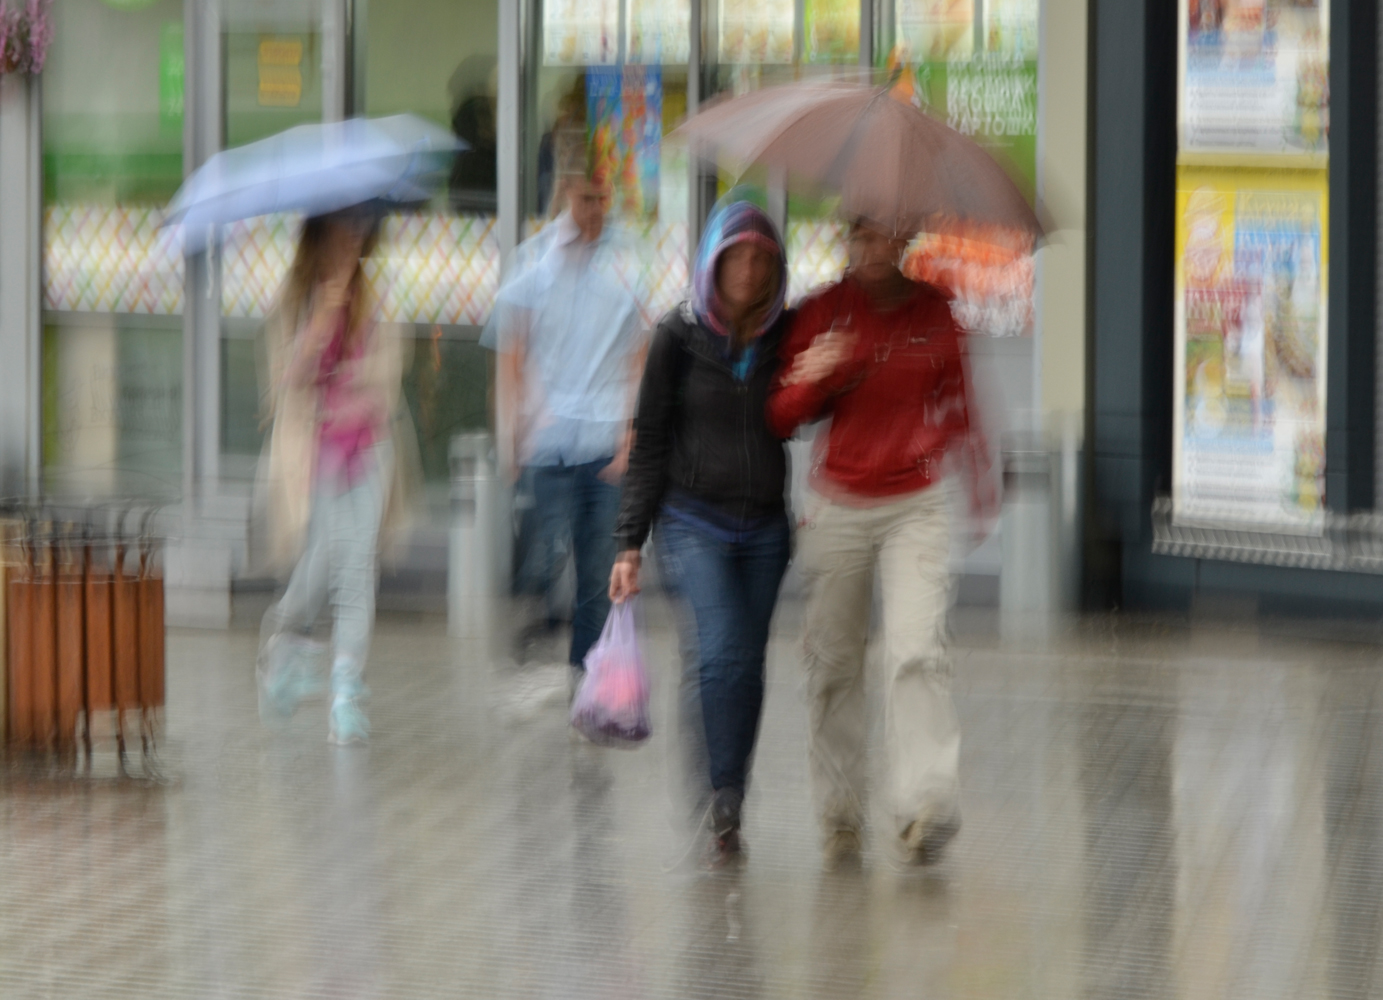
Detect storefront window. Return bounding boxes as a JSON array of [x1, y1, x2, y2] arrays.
[[702, 1, 861, 302], [1171, 0, 1330, 528], [525, 0, 691, 337], [365, 0, 500, 482], [218, 0, 326, 479], [41, 0, 185, 496], [884, 0, 1039, 336], [215, 0, 502, 484]]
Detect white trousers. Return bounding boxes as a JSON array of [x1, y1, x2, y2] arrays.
[[797, 483, 960, 837], [261, 441, 392, 697]]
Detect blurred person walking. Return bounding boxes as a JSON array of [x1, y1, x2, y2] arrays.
[[487, 142, 646, 685], [610, 200, 791, 864], [256, 204, 417, 745], [767, 217, 996, 870]]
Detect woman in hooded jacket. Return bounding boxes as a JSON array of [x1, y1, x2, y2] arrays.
[[609, 200, 792, 863]]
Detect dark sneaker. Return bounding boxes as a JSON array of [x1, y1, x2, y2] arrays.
[[822, 827, 863, 872], [707, 788, 745, 867]]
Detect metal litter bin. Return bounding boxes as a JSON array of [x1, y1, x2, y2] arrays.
[[448, 433, 500, 639]]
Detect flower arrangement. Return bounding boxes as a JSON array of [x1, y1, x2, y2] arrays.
[[0, 0, 53, 76]]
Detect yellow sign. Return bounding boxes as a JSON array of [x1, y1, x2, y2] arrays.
[[1173, 165, 1329, 526], [258, 37, 303, 108]]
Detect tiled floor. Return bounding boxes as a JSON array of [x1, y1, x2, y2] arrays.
[[5, 602, 1383, 998]]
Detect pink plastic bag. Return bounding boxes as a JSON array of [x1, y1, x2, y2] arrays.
[[570, 600, 651, 747]]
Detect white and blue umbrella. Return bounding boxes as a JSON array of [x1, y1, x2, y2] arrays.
[[163, 114, 465, 247]]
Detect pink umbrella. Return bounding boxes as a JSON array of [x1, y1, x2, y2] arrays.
[[674, 80, 1042, 239]]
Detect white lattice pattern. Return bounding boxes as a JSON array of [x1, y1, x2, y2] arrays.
[[522, 216, 689, 328], [622, 219, 689, 327], [787, 219, 848, 303], [373, 214, 501, 326], [221, 214, 300, 318], [44, 205, 690, 328], [44, 204, 184, 315]]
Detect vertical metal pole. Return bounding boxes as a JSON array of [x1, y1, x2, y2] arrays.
[[687, 0, 703, 250], [0, 72, 43, 496], [795, 0, 807, 67], [497, 0, 522, 265], [26, 78, 40, 493], [617, 0, 628, 65], [1376, 0, 1383, 507], [688, 0, 720, 251], [1031, 0, 1046, 435], [183, 0, 223, 506], [688, 0, 702, 114], [859, 0, 874, 71], [322, 0, 348, 122], [351, 0, 368, 116]]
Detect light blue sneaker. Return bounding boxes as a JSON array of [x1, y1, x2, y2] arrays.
[[257, 634, 325, 724], [328, 695, 370, 746]]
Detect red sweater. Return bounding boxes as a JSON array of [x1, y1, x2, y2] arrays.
[[767, 277, 988, 502]]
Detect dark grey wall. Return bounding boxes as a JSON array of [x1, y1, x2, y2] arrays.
[[1327, 0, 1379, 513], [1086, 0, 1181, 607]]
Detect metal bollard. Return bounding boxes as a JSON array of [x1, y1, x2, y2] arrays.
[[448, 432, 500, 639], [999, 443, 1057, 640]]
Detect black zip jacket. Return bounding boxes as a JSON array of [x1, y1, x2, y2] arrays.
[[614, 303, 792, 551]]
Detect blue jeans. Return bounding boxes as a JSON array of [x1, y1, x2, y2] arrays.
[[520, 459, 621, 668], [656, 512, 791, 794]]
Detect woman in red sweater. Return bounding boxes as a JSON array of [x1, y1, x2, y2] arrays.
[[767, 218, 996, 870]]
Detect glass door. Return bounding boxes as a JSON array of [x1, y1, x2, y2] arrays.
[[41, 0, 187, 497], [217, 0, 326, 480]]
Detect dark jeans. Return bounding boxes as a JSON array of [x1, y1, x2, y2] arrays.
[[656, 512, 791, 795], [518, 459, 621, 668]]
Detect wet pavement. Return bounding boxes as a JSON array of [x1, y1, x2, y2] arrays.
[[5, 600, 1383, 998]]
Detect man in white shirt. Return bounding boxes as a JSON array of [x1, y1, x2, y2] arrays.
[[486, 153, 646, 676]]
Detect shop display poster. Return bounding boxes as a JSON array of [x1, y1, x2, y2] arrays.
[[718, 0, 795, 64], [1180, 0, 1329, 154], [545, 0, 619, 66], [1173, 166, 1328, 526], [627, 0, 691, 64], [587, 66, 663, 218]]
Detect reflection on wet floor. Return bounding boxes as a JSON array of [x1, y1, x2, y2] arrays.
[[5, 603, 1383, 998]]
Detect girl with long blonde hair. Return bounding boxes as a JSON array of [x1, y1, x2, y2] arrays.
[[256, 204, 414, 745]]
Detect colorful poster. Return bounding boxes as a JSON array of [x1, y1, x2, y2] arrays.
[[587, 66, 663, 218], [982, 0, 1038, 58], [718, 0, 794, 64], [913, 55, 1037, 202], [1173, 167, 1328, 525], [1180, 0, 1329, 154], [892, 2, 1038, 200], [804, 0, 859, 64], [896, 0, 975, 61], [545, 0, 619, 66], [626, 0, 691, 64]]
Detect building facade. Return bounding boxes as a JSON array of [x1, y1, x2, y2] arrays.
[[0, 0, 1089, 624]]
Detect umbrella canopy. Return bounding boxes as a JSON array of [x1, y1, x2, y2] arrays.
[[674, 81, 1041, 239], [164, 114, 464, 247]]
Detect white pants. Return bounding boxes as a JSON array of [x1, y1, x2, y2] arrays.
[[261, 442, 392, 698], [797, 483, 959, 837]]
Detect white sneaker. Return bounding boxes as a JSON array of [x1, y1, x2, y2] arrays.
[[328, 697, 370, 746], [257, 634, 325, 724], [895, 804, 961, 867]]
